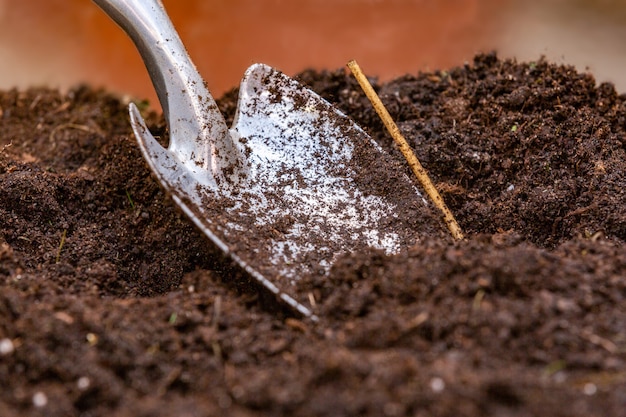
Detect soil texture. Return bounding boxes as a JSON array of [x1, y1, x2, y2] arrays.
[[0, 53, 625, 416]]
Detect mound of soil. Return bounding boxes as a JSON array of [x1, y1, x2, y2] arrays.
[[1, 53, 625, 416]]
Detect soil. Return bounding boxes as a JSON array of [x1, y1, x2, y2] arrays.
[[157, 64, 448, 318], [1, 53, 625, 416]]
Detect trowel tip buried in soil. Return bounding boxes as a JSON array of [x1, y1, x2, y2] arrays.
[[94, 0, 447, 317]]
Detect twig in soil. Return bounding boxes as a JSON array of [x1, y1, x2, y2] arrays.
[[580, 329, 618, 354], [49, 123, 96, 144], [472, 289, 486, 311], [29, 94, 43, 111], [55, 229, 67, 264], [347, 60, 464, 240], [125, 190, 136, 210], [0, 142, 12, 153], [307, 292, 317, 308]]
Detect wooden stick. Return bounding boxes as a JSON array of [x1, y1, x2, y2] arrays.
[[347, 60, 464, 240], [56, 229, 67, 264]]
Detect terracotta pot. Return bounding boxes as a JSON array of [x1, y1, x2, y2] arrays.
[[0, 0, 503, 104]]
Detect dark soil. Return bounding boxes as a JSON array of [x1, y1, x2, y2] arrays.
[[1, 53, 625, 416]]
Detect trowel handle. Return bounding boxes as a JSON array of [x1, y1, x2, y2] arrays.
[[91, 0, 229, 157], [92, 0, 186, 118]]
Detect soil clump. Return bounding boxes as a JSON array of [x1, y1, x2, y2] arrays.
[[0, 53, 625, 416]]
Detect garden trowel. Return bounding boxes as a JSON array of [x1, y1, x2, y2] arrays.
[[93, 0, 443, 319]]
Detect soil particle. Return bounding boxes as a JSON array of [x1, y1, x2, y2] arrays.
[[1, 54, 625, 416]]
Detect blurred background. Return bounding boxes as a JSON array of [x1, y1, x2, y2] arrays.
[[1, 0, 625, 105]]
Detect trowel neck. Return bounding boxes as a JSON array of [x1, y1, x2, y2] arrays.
[[91, 0, 208, 121]]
